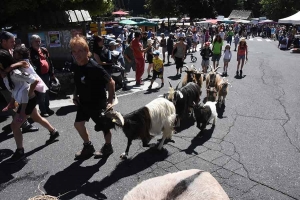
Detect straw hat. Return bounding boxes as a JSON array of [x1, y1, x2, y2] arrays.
[[240, 37, 246, 42]]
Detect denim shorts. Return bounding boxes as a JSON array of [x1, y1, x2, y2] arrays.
[[211, 54, 221, 62], [237, 55, 245, 61]]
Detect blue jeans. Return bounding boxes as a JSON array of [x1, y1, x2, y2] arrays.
[[38, 73, 50, 113]]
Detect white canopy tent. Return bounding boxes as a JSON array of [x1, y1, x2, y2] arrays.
[[278, 11, 300, 24]]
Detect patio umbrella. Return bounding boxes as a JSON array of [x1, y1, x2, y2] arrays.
[[112, 10, 129, 15], [119, 19, 137, 25], [206, 19, 218, 24], [137, 21, 158, 26]]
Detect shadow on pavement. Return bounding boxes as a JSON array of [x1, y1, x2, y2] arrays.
[[44, 159, 108, 200], [56, 105, 77, 116], [0, 157, 28, 185], [43, 148, 168, 199], [183, 126, 215, 155], [175, 115, 195, 134], [167, 75, 181, 80]]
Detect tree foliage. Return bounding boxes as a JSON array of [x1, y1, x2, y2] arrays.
[[145, 0, 180, 19], [260, 0, 300, 20], [0, 0, 114, 25]]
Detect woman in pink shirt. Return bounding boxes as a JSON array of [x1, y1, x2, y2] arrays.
[[236, 38, 248, 77]]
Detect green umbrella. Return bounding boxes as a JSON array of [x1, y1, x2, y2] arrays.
[[119, 19, 137, 25], [137, 21, 158, 26]]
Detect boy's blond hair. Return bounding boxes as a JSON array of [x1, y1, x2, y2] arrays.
[[69, 35, 92, 57]]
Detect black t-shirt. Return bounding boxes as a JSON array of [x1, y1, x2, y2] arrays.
[[73, 58, 111, 109], [0, 48, 15, 90]]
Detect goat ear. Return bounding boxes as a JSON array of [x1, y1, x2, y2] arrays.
[[178, 91, 183, 98]]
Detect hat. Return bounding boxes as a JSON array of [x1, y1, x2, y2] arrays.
[[240, 37, 246, 42], [161, 33, 165, 36], [109, 41, 118, 46], [205, 42, 210, 46], [116, 38, 122, 43], [153, 50, 160, 55], [169, 32, 174, 35]]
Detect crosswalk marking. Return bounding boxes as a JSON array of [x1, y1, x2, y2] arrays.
[[257, 39, 262, 41], [49, 78, 159, 109]]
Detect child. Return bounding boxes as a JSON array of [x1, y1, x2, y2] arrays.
[[234, 33, 239, 51], [223, 44, 232, 77], [200, 42, 213, 74], [146, 38, 154, 78], [148, 50, 164, 89]]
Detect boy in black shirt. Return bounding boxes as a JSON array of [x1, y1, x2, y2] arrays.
[[200, 42, 213, 74], [70, 36, 116, 159]]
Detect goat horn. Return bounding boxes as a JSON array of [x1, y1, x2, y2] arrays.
[[103, 96, 119, 114], [175, 80, 182, 90], [214, 66, 221, 72], [168, 81, 173, 88], [184, 65, 189, 71]]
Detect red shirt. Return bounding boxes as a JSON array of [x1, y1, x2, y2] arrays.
[[38, 49, 49, 74], [238, 45, 247, 56], [131, 38, 143, 59]]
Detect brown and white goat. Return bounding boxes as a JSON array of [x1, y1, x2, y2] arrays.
[[193, 69, 204, 89], [206, 66, 222, 89], [217, 78, 232, 107], [182, 65, 197, 87], [123, 169, 230, 200], [206, 86, 218, 102]]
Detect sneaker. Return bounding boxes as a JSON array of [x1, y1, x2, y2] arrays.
[[46, 129, 60, 144], [22, 124, 39, 133], [236, 71, 239, 77], [75, 142, 95, 159], [41, 113, 49, 117], [94, 143, 113, 158], [46, 109, 55, 115], [6, 148, 25, 164]]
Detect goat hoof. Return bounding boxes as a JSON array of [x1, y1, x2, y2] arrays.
[[120, 153, 128, 159]]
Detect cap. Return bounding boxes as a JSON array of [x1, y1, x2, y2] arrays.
[[153, 50, 160, 55], [205, 42, 210, 46], [116, 38, 122, 43], [161, 33, 165, 36], [109, 41, 118, 46]]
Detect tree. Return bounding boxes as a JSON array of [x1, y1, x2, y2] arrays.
[[0, 0, 114, 26], [178, 0, 216, 21], [260, 0, 300, 20], [145, 0, 180, 29]]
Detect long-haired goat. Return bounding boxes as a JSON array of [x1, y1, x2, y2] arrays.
[[193, 69, 204, 89], [206, 86, 218, 102], [167, 81, 201, 127], [123, 169, 230, 200], [193, 101, 217, 131], [206, 66, 222, 89], [217, 78, 232, 108], [108, 98, 176, 159], [182, 65, 197, 87]]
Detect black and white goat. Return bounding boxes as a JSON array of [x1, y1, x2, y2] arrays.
[[123, 169, 230, 200], [107, 98, 176, 159], [182, 65, 197, 87], [193, 101, 217, 131], [167, 81, 201, 127]]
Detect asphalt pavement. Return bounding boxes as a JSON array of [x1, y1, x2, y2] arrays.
[[0, 37, 300, 200]]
